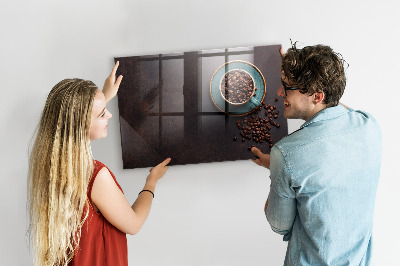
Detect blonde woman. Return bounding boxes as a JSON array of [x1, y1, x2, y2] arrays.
[[27, 62, 171, 266]]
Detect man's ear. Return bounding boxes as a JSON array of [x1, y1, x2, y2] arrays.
[[313, 92, 325, 104]]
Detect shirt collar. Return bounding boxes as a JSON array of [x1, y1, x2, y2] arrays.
[[300, 105, 349, 129]]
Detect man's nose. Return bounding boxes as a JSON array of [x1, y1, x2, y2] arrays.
[[277, 85, 285, 97]]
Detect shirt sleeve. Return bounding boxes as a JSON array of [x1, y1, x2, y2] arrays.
[[266, 146, 297, 241]]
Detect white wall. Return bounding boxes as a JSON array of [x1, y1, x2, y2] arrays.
[[1, 0, 399, 265]]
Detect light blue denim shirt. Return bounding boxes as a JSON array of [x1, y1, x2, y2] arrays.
[[266, 105, 382, 266]]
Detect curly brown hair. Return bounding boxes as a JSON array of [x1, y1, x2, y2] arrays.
[[281, 42, 348, 107]]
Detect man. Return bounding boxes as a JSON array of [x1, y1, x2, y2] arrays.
[[251, 43, 381, 265]]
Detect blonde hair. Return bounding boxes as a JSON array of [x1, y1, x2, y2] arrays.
[[28, 79, 98, 265]]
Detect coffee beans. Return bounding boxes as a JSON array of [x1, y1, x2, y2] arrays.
[[220, 69, 254, 104], [234, 101, 281, 148]]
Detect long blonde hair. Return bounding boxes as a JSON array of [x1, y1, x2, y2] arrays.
[[28, 79, 98, 265]]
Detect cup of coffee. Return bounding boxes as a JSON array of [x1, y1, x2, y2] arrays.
[[219, 69, 260, 106]]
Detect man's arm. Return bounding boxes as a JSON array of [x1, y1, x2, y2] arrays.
[[265, 147, 297, 239], [266, 188, 296, 238], [250, 146, 296, 238]]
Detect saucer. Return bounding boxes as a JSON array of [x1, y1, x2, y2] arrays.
[[210, 60, 266, 116]]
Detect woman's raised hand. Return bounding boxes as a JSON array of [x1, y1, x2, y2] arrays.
[[103, 61, 123, 103]]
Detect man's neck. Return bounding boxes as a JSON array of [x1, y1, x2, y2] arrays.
[[304, 104, 327, 121]]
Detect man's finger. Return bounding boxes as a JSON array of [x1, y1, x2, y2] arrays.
[[251, 147, 264, 157], [251, 158, 262, 166]]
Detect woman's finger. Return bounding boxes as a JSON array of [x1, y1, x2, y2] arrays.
[[111, 61, 119, 76], [280, 47, 285, 57], [114, 75, 123, 88], [159, 158, 171, 167]]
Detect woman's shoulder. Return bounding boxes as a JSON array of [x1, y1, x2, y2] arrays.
[[93, 159, 105, 169], [91, 160, 123, 193], [90, 160, 107, 187], [93, 160, 115, 176]]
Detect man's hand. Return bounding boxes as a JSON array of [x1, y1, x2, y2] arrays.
[[251, 147, 271, 169], [103, 61, 123, 103]]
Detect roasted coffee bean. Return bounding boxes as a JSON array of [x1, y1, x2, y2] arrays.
[[275, 97, 278, 101], [234, 105, 281, 145], [221, 69, 254, 104]]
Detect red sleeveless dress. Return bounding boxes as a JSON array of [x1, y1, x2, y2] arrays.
[[69, 160, 128, 266]]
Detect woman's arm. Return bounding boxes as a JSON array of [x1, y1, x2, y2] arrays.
[[91, 158, 171, 235]]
